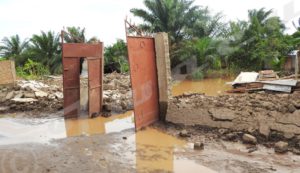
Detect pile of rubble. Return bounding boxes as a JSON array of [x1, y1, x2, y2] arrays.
[[0, 80, 63, 113], [102, 72, 133, 113], [227, 70, 300, 93], [0, 72, 133, 115], [166, 92, 300, 154]]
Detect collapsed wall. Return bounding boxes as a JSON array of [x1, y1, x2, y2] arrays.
[[166, 92, 300, 138]]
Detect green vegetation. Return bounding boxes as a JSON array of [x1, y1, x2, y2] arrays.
[[104, 39, 128, 73], [0, 0, 299, 80], [131, 0, 300, 79]]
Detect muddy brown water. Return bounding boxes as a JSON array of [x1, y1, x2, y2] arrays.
[[172, 77, 234, 96], [0, 112, 216, 172], [0, 111, 134, 145], [1, 78, 300, 172]]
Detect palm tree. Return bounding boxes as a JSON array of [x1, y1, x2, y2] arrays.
[[63, 26, 86, 43], [292, 18, 300, 48], [29, 31, 61, 74], [130, 0, 199, 44], [0, 35, 28, 60]]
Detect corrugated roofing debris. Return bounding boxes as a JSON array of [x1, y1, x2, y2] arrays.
[[228, 70, 299, 94]]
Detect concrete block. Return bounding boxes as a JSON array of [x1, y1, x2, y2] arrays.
[[154, 32, 172, 121]]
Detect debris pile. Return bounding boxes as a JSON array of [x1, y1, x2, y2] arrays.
[[0, 72, 133, 114], [102, 72, 133, 113], [166, 92, 300, 154], [0, 80, 63, 113], [228, 70, 299, 93]]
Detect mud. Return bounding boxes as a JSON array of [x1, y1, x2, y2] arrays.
[[166, 92, 300, 154], [0, 121, 299, 173]]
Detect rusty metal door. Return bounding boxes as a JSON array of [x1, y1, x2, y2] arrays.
[[88, 57, 103, 117], [63, 57, 80, 119], [63, 43, 103, 119], [127, 36, 159, 130]]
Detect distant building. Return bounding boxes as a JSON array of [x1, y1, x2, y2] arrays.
[[284, 50, 300, 71]]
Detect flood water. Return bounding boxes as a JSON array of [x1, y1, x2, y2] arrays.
[[0, 112, 216, 172], [0, 111, 134, 145], [172, 77, 233, 96], [127, 128, 216, 173]]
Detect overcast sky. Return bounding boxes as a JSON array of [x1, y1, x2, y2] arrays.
[[0, 0, 299, 45]]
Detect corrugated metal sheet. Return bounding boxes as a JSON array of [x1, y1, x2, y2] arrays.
[[260, 79, 297, 86], [263, 84, 292, 93], [232, 72, 259, 85]]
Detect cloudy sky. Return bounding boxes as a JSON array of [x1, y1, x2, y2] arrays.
[[0, 0, 299, 45]]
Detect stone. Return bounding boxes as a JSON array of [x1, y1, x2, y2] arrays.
[[287, 104, 296, 113], [242, 134, 257, 144], [48, 94, 56, 100], [24, 92, 36, 98], [259, 123, 270, 137], [194, 142, 204, 150], [247, 145, 258, 153], [292, 148, 300, 155], [284, 133, 295, 139], [103, 104, 112, 112], [103, 84, 115, 90], [218, 129, 228, 135], [54, 92, 63, 99], [225, 133, 238, 141], [35, 91, 48, 98], [11, 98, 38, 102], [13, 92, 23, 99], [120, 101, 127, 110], [111, 105, 123, 112], [274, 141, 288, 153], [179, 130, 190, 137], [208, 108, 236, 121], [5, 91, 14, 100], [0, 106, 10, 112]]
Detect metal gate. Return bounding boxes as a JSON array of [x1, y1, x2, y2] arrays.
[[127, 36, 160, 130], [62, 43, 103, 119]]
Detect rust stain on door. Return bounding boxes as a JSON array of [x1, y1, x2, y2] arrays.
[[127, 36, 159, 130], [62, 42, 103, 119]]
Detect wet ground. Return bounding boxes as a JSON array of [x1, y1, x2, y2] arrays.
[[172, 77, 233, 96], [1, 78, 300, 172], [1, 111, 300, 173]]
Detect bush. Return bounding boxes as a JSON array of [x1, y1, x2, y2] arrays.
[[191, 68, 204, 80], [17, 59, 50, 79]]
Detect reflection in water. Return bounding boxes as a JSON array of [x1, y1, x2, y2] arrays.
[[65, 111, 134, 136], [172, 78, 233, 96], [128, 128, 216, 173], [0, 112, 215, 172], [0, 111, 134, 145]]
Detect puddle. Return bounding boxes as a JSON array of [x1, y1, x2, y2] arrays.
[[172, 77, 233, 96], [125, 128, 216, 173], [0, 111, 134, 145]]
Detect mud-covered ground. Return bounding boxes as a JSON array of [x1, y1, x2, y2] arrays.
[[166, 92, 300, 155], [1, 73, 300, 172], [1, 125, 300, 173]]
